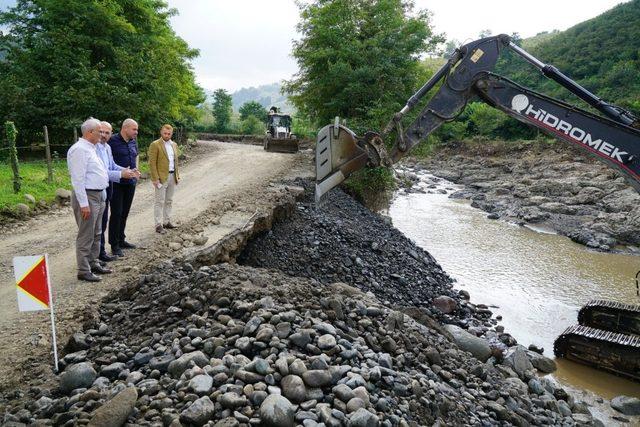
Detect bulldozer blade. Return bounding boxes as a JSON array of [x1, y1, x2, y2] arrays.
[[315, 121, 369, 203]]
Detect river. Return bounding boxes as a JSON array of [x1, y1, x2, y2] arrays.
[[388, 169, 640, 422]]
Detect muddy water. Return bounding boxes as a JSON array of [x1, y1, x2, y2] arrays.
[[388, 171, 640, 418]]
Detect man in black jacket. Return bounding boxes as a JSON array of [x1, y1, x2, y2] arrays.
[[108, 118, 139, 257]]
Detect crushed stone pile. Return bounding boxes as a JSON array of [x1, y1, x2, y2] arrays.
[[238, 180, 454, 309], [2, 262, 599, 426]]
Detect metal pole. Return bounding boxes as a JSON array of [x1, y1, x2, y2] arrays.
[[43, 126, 53, 184], [45, 254, 59, 373], [73, 127, 78, 143]]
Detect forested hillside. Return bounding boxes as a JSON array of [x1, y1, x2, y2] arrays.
[[230, 83, 292, 113], [497, 0, 640, 114]]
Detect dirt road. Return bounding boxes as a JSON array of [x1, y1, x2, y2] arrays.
[[0, 140, 311, 392]]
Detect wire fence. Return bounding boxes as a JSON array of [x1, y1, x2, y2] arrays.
[[0, 126, 189, 155]]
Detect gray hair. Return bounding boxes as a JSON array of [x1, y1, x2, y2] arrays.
[[100, 121, 112, 130], [81, 117, 101, 134], [122, 118, 138, 128]]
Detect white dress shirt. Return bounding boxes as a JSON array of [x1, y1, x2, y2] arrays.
[[67, 138, 109, 207], [164, 140, 175, 172], [96, 142, 124, 183]]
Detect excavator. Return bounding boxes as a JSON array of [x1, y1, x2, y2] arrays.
[[313, 34, 640, 380]]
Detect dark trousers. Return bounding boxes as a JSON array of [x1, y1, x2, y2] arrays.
[[108, 182, 136, 249], [99, 186, 112, 255]]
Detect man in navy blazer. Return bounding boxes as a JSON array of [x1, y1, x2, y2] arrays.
[[108, 118, 140, 257]]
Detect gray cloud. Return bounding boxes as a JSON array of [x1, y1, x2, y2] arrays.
[[167, 0, 301, 92]]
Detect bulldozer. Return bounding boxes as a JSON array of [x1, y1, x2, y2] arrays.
[[263, 107, 299, 153]]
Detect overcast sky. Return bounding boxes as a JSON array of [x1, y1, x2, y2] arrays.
[[166, 0, 629, 92], [0, 0, 631, 92]]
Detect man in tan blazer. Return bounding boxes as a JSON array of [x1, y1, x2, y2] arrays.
[[148, 124, 180, 233]]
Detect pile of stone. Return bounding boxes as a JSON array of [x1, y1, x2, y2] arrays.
[[3, 261, 601, 426], [238, 180, 454, 308]]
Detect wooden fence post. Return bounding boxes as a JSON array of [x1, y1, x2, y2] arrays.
[[5, 121, 21, 193], [43, 125, 53, 184]]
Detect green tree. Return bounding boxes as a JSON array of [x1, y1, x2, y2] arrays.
[[283, 0, 443, 129], [467, 103, 507, 137], [0, 0, 204, 146], [240, 116, 264, 135], [212, 89, 233, 133], [239, 101, 268, 123]]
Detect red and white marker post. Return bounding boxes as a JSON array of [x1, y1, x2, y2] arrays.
[[13, 254, 59, 372]]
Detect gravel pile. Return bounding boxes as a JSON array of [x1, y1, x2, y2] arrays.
[[238, 180, 454, 308], [2, 262, 600, 426]]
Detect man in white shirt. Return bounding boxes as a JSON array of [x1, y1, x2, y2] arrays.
[[148, 124, 180, 234], [67, 118, 112, 282]]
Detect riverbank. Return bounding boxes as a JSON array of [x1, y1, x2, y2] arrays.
[[389, 169, 640, 424], [403, 139, 640, 252], [0, 177, 614, 426]]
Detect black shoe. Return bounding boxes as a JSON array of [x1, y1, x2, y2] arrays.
[[91, 264, 113, 274], [163, 222, 177, 229], [99, 252, 117, 262], [112, 247, 125, 257], [121, 241, 137, 249], [78, 272, 102, 282]]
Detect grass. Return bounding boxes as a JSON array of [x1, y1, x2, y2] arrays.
[[0, 159, 71, 212], [342, 166, 396, 208], [0, 143, 184, 215]]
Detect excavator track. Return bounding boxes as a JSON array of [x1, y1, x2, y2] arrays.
[[554, 301, 640, 381], [577, 299, 640, 336]]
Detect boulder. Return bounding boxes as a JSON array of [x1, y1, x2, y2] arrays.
[[55, 188, 72, 203], [260, 395, 294, 427], [59, 362, 97, 393], [611, 395, 640, 416], [302, 370, 332, 388], [281, 375, 307, 403], [527, 350, 557, 373], [193, 235, 209, 246], [189, 375, 213, 395], [15, 203, 30, 217], [88, 387, 137, 427], [348, 408, 379, 427], [168, 351, 208, 377], [503, 345, 534, 379], [180, 396, 214, 426], [443, 324, 491, 362], [432, 295, 457, 314]]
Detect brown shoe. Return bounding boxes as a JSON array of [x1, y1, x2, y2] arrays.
[[163, 222, 177, 229], [156, 224, 166, 234], [78, 272, 102, 282]]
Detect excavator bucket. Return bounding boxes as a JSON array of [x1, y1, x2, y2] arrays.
[[315, 119, 369, 202], [264, 136, 299, 153]]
